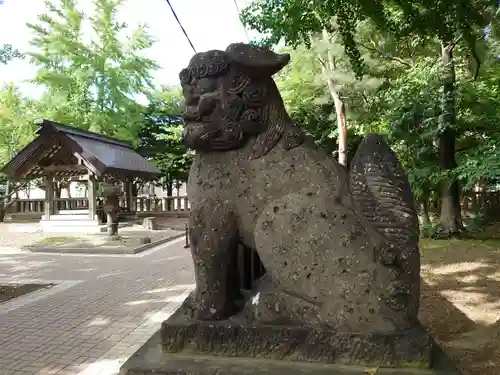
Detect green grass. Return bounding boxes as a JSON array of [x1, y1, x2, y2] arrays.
[[34, 236, 81, 245], [420, 237, 500, 251]]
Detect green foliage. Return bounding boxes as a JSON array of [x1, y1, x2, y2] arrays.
[[0, 84, 37, 166], [241, 0, 494, 78], [0, 44, 24, 64], [137, 88, 193, 190], [0, 1, 195, 197], [420, 222, 443, 239], [0, 83, 38, 190], [275, 45, 336, 151], [274, 23, 391, 154], [242, 0, 500, 235], [27, 0, 159, 143]]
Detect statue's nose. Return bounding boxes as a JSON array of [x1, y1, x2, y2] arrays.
[[183, 87, 199, 106]]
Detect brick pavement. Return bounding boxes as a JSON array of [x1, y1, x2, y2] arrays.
[[0, 236, 194, 375]]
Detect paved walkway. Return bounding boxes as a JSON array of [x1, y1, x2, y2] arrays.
[[0, 237, 194, 375]]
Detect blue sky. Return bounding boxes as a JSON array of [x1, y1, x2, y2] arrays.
[[0, 0, 258, 98]]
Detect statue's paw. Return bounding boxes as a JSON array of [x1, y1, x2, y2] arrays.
[[194, 296, 244, 321], [242, 276, 321, 326], [196, 306, 235, 321]]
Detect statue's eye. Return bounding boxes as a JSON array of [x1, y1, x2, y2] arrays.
[[197, 78, 217, 94]]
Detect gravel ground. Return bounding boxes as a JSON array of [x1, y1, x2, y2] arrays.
[[0, 224, 48, 251], [0, 217, 188, 253]]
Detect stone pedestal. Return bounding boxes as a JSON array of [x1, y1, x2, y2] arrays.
[[120, 294, 460, 375], [102, 184, 121, 237], [120, 43, 460, 375], [162, 297, 432, 367], [142, 217, 158, 230]]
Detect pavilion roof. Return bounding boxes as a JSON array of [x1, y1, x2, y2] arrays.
[[1, 119, 161, 181]]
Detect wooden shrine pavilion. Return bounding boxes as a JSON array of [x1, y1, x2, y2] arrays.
[[1, 119, 161, 230]]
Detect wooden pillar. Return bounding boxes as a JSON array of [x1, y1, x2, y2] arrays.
[[44, 174, 54, 220], [88, 174, 97, 220], [125, 180, 133, 212]]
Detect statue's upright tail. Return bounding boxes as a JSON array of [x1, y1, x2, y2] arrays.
[[348, 134, 420, 275]]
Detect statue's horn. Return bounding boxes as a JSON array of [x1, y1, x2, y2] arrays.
[[225, 43, 290, 76]]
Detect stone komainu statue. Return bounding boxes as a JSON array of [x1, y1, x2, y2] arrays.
[[180, 43, 421, 335]]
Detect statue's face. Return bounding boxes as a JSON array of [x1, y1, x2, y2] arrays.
[[178, 46, 303, 159], [179, 55, 269, 153], [180, 74, 230, 151]]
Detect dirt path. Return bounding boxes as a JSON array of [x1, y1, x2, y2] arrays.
[[419, 237, 500, 375]]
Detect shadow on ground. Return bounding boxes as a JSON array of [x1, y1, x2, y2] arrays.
[[419, 237, 500, 375]]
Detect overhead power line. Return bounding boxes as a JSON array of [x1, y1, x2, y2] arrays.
[[232, 0, 250, 41], [165, 0, 196, 53]]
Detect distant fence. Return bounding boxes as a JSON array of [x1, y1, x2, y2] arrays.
[[6, 195, 191, 219], [9, 192, 500, 217], [462, 191, 500, 216], [130, 196, 190, 215]]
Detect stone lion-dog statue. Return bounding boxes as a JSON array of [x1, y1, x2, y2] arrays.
[[179, 43, 421, 336]]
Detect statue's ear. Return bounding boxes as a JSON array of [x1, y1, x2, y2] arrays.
[[225, 43, 290, 77], [224, 43, 291, 159]]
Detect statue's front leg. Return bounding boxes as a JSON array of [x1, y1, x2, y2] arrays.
[[189, 204, 240, 321]]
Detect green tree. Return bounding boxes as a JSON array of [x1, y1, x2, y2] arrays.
[[0, 84, 38, 201], [137, 88, 193, 197], [241, 0, 497, 236], [0, 44, 24, 64], [275, 42, 377, 161], [0, 84, 36, 167], [27, 0, 159, 143]]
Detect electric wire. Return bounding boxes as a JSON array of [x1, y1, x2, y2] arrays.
[[232, 0, 250, 41], [165, 0, 197, 53]]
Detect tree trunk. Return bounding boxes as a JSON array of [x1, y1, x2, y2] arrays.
[[166, 180, 173, 211], [438, 42, 462, 236], [332, 90, 348, 166], [419, 189, 432, 228], [319, 28, 348, 166], [321, 70, 348, 166], [175, 181, 181, 196], [420, 200, 431, 227], [5, 180, 10, 201]]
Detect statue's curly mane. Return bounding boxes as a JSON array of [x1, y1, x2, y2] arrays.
[[180, 46, 305, 159]]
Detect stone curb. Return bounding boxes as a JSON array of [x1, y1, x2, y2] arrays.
[[25, 231, 186, 255]]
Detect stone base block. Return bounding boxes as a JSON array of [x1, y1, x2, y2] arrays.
[[159, 298, 432, 368], [120, 331, 460, 375], [143, 217, 158, 230]]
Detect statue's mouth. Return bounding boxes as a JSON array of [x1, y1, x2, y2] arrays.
[[182, 122, 219, 150], [182, 120, 246, 152]]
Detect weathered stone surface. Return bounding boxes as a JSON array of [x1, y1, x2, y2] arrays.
[[142, 217, 158, 231], [180, 42, 421, 336], [120, 331, 460, 375], [102, 183, 121, 236], [160, 294, 432, 368], [119, 42, 435, 375], [139, 236, 151, 245]]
